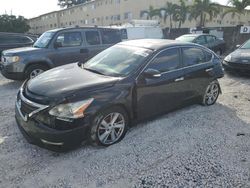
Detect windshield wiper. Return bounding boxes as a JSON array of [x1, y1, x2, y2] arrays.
[[83, 67, 105, 75]]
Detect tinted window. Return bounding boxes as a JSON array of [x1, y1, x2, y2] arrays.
[[182, 47, 207, 66], [206, 35, 216, 43], [56, 32, 82, 47], [241, 39, 250, 49], [149, 48, 180, 72], [0, 35, 32, 44], [204, 50, 213, 62], [85, 31, 101, 45], [195, 36, 206, 45], [101, 30, 121, 44], [19, 36, 33, 43]]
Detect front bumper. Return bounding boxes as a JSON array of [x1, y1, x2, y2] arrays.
[[0, 62, 24, 80], [15, 102, 90, 151], [222, 60, 250, 72]]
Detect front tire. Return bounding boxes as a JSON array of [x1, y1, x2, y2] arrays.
[[202, 80, 220, 106], [25, 64, 48, 79], [90, 106, 128, 146]]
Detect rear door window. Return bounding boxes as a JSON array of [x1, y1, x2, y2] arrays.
[[206, 35, 216, 43], [0, 35, 30, 44], [195, 36, 206, 45], [85, 31, 101, 45], [56, 32, 82, 47], [182, 47, 209, 66], [19, 36, 33, 43], [101, 29, 121, 44], [148, 48, 181, 73]]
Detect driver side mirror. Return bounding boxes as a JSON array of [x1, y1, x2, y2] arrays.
[[143, 68, 161, 79], [54, 41, 62, 49]]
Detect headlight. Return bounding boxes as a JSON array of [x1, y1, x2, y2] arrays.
[[224, 54, 237, 63], [49, 98, 94, 119], [6, 56, 20, 63], [224, 55, 231, 62]]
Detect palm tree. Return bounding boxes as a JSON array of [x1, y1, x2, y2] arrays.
[[160, 2, 179, 29], [223, 0, 250, 19], [173, 0, 189, 28], [140, 6, 161, 20], [189, 0, 220, 27]]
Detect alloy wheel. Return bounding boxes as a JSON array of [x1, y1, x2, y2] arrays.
[[204, 82, 219, 105], [97, 112, 125, 145], [30, 69, 44, 79]]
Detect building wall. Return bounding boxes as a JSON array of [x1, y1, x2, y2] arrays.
[[28, 0, 250, 34]]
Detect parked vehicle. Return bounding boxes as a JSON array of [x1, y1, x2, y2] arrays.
[[0, 27, 121, 80], [15, 39, 224, 150], [176, 34, 226, 55], [0, 32, 35, 57], [223, 38, 250, 72], [112, 20, 164, 40]]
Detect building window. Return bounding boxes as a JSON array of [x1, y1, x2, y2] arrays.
[[124, 12, 132, 20]]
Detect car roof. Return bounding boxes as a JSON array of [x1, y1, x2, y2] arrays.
[[0, 32, 30, 36], [118, 39, 199, 51], [179, 34, 211, 37], [46, 26, 120, 33]]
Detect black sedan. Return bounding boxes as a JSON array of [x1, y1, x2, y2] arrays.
[[176, 34, 226, 56], [15, 39, 224, 150], [223, 38, 250, 72]]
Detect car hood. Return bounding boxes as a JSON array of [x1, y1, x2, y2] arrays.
[[231, 49, 250, 61], [2, 47, 44, 56], [26, 63, 120, 99]]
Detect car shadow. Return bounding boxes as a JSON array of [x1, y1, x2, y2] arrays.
[[54, 101, 250, 154]]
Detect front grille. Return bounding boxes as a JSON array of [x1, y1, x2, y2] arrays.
[[17, 89, 49, 122], [20, 100, 38, 116]]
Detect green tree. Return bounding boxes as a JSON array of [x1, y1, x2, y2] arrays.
[[58, 0, 89, 8], [0, 14, 30, 33], [223, 0, 250, 18], [173, 0, 189, 28], [140, 6, 161, 20], [160, 2, 179, 29], [189, 0, 220, 27]]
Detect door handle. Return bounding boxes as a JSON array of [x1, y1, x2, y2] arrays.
[[175, 77, 184, 82], [205, 68, 213, 72]]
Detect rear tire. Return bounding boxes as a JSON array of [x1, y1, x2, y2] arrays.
[[90, 106, 128, 146], [25, 64, 48, 79], [202, 80, 220, 106]]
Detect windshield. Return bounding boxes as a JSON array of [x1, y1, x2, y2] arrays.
[[83, 45, 152, 77], [241, 39, 250, 49], [33, 32, 55, 48], [176, 36, 196, 42]]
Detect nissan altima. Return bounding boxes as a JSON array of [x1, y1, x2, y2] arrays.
[[15, 39, 224, 150]]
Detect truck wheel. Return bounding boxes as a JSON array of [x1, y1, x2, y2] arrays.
[[25, 64, 48, 79]]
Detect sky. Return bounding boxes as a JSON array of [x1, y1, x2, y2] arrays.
[[0, 0, 229, 19]]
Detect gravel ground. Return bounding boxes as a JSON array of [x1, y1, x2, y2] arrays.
[[0, 72, 250, 188]]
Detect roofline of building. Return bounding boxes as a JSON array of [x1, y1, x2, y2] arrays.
[[28, 0, 250, 21]]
